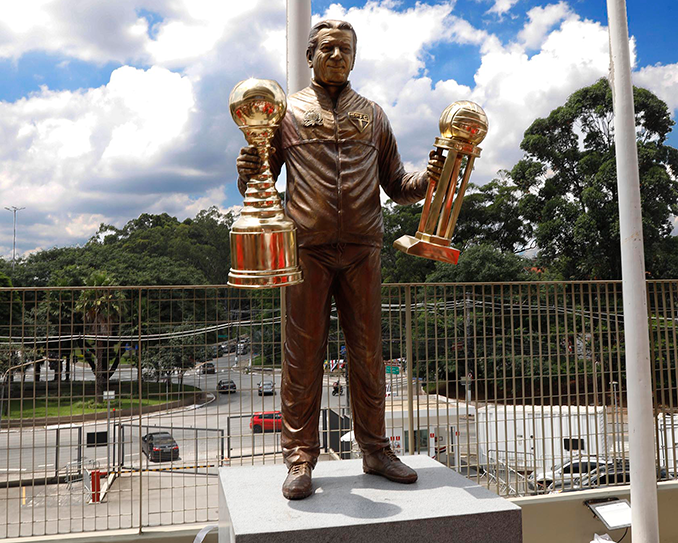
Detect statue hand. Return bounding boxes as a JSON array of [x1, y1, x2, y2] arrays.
[[236, 146, 262, 179], [426, 148, 445, 184]]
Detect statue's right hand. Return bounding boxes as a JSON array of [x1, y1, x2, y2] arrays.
[[236, 146, 261, 179]]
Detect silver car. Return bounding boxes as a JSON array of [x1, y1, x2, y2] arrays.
[[257, 381, 275, 396], [528, 456, 602, 493]]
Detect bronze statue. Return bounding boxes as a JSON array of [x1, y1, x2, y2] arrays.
[[236, 19, 444, 500]]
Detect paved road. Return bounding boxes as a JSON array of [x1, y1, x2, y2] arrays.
[[0, 352, 385, 480]]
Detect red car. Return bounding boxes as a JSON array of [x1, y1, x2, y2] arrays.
[[250, 411, 282, 433]]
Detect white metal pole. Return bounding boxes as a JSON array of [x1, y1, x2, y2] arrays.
[[286, 0, 312, 95], [606, 0, 660, 541], [282, 0, 311, 363]]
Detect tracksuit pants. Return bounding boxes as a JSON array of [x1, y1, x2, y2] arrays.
[[281, 243, 390, 467]]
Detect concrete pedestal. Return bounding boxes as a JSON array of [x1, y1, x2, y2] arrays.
[[219, 455, 521, 543]]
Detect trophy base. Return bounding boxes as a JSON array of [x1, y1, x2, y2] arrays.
[[227, 268, 303, 289], [393, 234, 461, 265], [228, 223, 303, 289]]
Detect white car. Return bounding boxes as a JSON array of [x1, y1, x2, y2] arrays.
[[528, 456, 602, 493]]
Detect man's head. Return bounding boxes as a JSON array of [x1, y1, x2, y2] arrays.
[[306, 20, 357, 88]]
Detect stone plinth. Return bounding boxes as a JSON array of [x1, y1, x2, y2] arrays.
[[219, 455, 521, 543]]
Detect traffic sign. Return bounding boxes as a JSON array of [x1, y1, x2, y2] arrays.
[[385, 365, 400, 375]]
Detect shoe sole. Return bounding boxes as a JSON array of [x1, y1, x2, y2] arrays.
[[363, 467, 418, 484], [282, 488, 313, 500]]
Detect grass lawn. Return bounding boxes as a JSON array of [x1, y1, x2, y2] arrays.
[[3, 381, 200, 420]]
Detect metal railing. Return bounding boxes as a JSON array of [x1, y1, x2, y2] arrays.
[[0, 281, 676, 537]]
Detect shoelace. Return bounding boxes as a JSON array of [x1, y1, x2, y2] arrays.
[[290, 464, 311, 476], [384, 448, 399, 461]]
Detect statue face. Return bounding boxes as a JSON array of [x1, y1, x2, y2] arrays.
[[308, 28, 355, 87]]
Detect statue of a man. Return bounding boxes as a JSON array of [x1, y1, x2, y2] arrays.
[[237, 19, 443, 500]]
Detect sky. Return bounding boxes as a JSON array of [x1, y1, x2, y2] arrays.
[[1, 0, 677, 258]]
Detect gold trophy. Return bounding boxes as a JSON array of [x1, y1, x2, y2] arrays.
[[228, 78, 303, 288], [394, 101, 488, 264]]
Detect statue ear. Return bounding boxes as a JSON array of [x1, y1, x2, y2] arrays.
[[306, 49, 314, 69]]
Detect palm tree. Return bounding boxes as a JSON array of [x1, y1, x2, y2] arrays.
[[75, 271, 126, 403]]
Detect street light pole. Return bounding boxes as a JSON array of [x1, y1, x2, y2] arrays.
[[4, 206, 25, 270]]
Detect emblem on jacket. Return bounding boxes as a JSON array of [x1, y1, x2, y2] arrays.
[[348, 111, 370, 132], [303, 109, 323, 127]]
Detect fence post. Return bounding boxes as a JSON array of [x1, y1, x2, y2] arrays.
[[405, 285, 415, 455], [137, 289, 144, 535]]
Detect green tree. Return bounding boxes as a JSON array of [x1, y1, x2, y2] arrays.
[[381, 201, 436, 283], [141, 331, 208, 386], [427, 243, 532, 283], [510, 78, 678, 279], [453, 176, 532, 253]]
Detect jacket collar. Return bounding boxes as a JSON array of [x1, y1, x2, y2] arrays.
[[310, 79, 353, 110]]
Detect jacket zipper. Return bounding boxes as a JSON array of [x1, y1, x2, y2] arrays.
[[333, 103, 341, 243]]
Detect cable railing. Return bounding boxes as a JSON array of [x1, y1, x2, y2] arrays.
[[0, 281, 676, 538]]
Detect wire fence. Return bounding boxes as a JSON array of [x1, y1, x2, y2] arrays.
[[0, 281, 676, 537]]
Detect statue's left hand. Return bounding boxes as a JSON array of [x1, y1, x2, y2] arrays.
[[426, 148, 445, 184]]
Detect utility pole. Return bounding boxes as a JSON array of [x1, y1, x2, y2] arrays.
[[4, 206, 25, 270]]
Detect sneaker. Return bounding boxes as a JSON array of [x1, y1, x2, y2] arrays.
[[363, 447, 418, 484], [282, 462, 313, 500]]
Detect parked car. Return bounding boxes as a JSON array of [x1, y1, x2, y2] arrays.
[[258, 381, 275, 396], [198, 362, 216, 374], [569, 460, 668, 491], [141, 432, 180, 462], [527, 456, 602, 493], [218, 379, 237, 394], [250, 411, 282, 433]]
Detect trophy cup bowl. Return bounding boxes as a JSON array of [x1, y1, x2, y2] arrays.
[[393, 100, 488, 264], [227, 78, 303, 288]]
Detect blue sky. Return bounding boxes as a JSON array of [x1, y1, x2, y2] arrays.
[[1, 0, 677, 256]]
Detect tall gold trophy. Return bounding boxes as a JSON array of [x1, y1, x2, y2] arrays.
[[394, 101, 488, 264], [228, 78, 303, 288]]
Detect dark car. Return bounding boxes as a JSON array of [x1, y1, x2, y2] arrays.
[[141, 432, 179, 462], [250, 411, 282, 433], [258, 381, 275, 396], [218, 379, 237, 394], [198, 362, 216, 374]]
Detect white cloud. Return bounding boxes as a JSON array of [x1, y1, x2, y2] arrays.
[[0, 0, 278, 68], [486, 0, 520, 17], [518, 2, 573, 49], [0, 64, 196, 254], [0, 0, 287, 254], [318, 1, 457, 105], [635, 63, 678, 112], [0, 0, 673, 257], [314, 2, 611, 185]]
